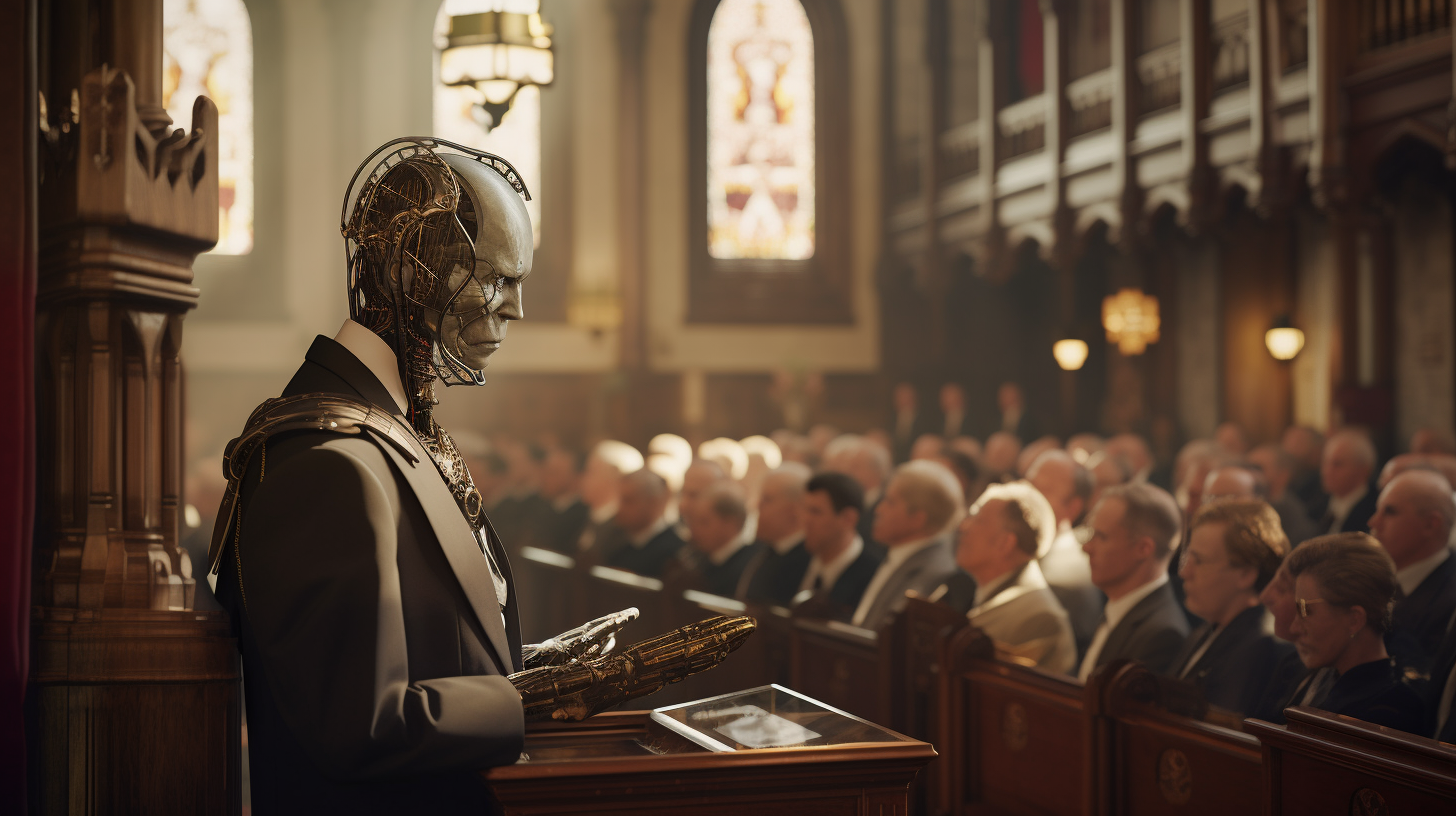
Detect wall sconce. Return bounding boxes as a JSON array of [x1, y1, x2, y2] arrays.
[[1265, 315, 1305, 361], [567, 285, 622, 337], [1053, 339, 1089, 371], [440, 1, 554, 130], [1102, 288, 1161, 355]]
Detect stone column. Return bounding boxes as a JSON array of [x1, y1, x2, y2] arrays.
[[31, 1, 239, 812]]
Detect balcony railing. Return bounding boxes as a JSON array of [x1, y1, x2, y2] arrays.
[[1361, 0, 1453, 53], [1138, 42, 1182, 114], [937, 123, 981, 184], [997, 95, 1048, 161], [1212, 13, 1251, 91], [1068, 69, 1114, 137]]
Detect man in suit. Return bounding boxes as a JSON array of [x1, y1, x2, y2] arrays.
[[1319, 429, 1379, 535], [851, 461, 964, 631], [738, 463, 812, 604], [1282, 425, 1329, 520], [1247, 445, 1320, 547], [997, 381, 1039, 442], [1027, 450, 1104, 657], [822, 434, 892, 559], [954, 483, 1076, 674], [1172, 499, 1293, 715], [890, 382, 927, 464], [1430, 615, 1456, 742], [1077, 482, 1191, 680], [683, 482, 763, 598], [1368, 470, 1456, 677], [797, 472, 882, 616], [211, 142, 541, 813], [536, 446, 590, 553], [940, 382, 969, 439], [604, 469, 686, 578], [575, 440, 645, 555]]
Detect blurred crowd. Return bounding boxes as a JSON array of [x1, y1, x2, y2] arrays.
[[449, 377, 1456, 744]]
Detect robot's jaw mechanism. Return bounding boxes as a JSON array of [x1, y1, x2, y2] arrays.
[[340, 138, 533, 415]]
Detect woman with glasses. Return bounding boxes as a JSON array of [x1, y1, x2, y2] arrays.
[[1276, 532, 1426, 733]]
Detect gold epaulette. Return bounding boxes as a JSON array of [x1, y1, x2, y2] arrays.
[[206, 393, 421, 578]]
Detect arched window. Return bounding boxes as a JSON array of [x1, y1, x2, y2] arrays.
[[433, 0, 543, 249], [706, 0, 815, 260], [163, 0, 254, 255], [691, 0, 849, 323]]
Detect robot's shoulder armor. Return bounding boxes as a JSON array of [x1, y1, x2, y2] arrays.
[[206, 393, 420, 577]]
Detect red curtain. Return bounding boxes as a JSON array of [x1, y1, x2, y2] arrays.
[[0, 1, 36, 810], [1018, 0, 1045, 97]]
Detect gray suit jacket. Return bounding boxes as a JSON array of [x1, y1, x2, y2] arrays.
[[969, 561, 1078, 674], [1039, 528, 1104, 657], [854, 537, 958, 631], [216, 337, 524, 815]]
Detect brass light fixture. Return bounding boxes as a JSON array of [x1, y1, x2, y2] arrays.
[[440, 1, 554, 130], [1102, 288, 1161, 355], [1053, 338, 1089, 371], [1265, 314, 1305, 361]]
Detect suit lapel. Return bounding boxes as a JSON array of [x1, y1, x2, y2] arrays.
[[299, 337, 518, 674], [1098, 584, 1169, 668], [372, 430, 518, 674]]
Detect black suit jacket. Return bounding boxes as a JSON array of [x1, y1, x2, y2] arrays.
[[540, 499, 590, 554], [1089, 583, 1191, 676], [215, 336, 524, 815], [605, 525, 686, 578], [1169, 605, 1294, 716], [740, 540, 812, 605], [1388, 554, 1456, 678], [934, 569, 980, 616], [1333, 487, 1379, 535], [699, 541, 764, 599], [1308, 658, 1428, 735]]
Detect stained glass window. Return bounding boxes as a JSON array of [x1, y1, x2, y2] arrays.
[[434, 0, 543, 248], [707, 0, 815, 260], [163, 0, 253, 255]]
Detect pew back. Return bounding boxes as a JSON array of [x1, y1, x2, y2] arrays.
[[1247, 707, 1456, 814]]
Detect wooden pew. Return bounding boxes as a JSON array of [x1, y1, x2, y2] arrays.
[[788, 616, 885, 723], [939, 624, 1090, 816], [512, 546, 581, 643], [1087, 661, 1261, 816], [1247, 707, 1456, 813], [581, 564, 671, 637]]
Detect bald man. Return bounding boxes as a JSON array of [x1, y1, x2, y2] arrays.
[[1319, 429, 1378, 535], [1027, 450, 1104, 657], [1368, 470, 1456, 677], [604, 469, 686, 578]]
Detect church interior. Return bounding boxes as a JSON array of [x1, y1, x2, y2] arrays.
[[6, 0, 1456, 813]]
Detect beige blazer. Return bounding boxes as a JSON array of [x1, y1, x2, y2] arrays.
[[968, 560, 1078, 675]]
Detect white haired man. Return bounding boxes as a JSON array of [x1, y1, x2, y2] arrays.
[[851, 461, 964, 631]]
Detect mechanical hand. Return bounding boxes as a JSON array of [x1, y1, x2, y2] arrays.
[[521, 607, 640, 670], [510, 615, 756, 722]]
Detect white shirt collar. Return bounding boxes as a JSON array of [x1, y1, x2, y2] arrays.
[[801, 535, 864, 594], [590, 499, 619, 525], [629, 516, 671, 548], [881, 535, 939, 573], [708, 532, 752, 567], [1397, 546, 1452, 596], [1327, 484, 1369, 526], [770, 531, 805, 556], [972, 565, 1021, 608], [1103, 573, 1169, 631], [333, 319, 408, 415]]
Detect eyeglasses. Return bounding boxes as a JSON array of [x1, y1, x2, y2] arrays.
[[1295, 598, 1330, 618]]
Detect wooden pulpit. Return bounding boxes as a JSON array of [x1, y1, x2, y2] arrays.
[[482, 685, 936, 815]]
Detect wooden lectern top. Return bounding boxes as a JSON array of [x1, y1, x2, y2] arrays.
[[483, 686, 935, 815]]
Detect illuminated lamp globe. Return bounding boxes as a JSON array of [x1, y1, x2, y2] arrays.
[[1265, 319, 1305, 361], [1053, 339, 1089, 371]]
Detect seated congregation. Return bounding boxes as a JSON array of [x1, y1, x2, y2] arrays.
[[461, 412, 1456, 747]]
